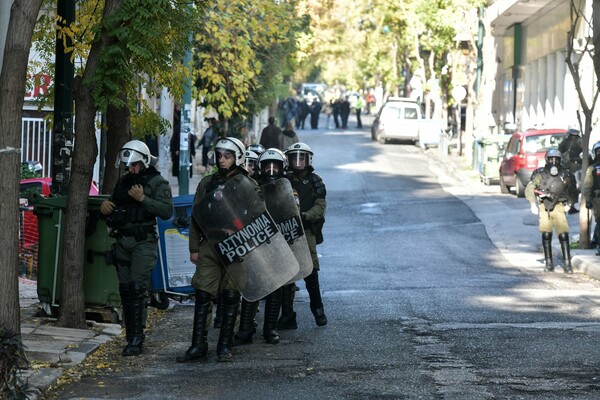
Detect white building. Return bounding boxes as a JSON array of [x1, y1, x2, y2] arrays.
[[485, 0, 596, 135]]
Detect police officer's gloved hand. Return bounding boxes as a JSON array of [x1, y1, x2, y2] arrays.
[[530, 204, 538, 215], [587, 202, 594, 210], [128, 184, 145, 202], [100, 200, 115, 215]]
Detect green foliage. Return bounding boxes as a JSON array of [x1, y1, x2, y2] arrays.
[[0, 326, 31, 400], [130, 104, 171, 140], [19, 164, 39, 180], [31, 0, 200, 124], [194, 0, 301, 120]]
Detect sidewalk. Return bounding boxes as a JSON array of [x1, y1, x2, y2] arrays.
[[427, 144, 600, 279]]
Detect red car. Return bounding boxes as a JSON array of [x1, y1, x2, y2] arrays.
[[499, 129, 568, 197]]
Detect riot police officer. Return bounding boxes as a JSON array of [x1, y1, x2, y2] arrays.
[[100, 140, 173, 356], [525, 148, 579, 273], [244, 149, 260, 179], [280, 142, 328, 328], [236, 148, 288, 345], [178, 137, 251, 363], [247, 143, 266, 156], [582, 141, 600, 254]]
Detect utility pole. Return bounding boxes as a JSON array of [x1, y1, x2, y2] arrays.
[[178, 37, 192, 195], [51, 0, 75, 195]]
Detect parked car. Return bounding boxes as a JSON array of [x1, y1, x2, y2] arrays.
[[499, 128, 568, 197], [372, 97, 445, 148]]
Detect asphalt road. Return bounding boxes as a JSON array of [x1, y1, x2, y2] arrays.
[[45, 121, 600, 400]]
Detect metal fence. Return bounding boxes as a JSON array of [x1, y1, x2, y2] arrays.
[[21, 117, 52, 177]]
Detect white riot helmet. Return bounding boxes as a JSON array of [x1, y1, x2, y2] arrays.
[[245, 150, 260, 175], [214, 137, 245, 166], [592, 142, 600, 161], [284, 142, 313, 170], [118, 140, 152, 168], [247, 143, 266, 155], [568, 124, 580, 136], [259, 148, 287, 179]]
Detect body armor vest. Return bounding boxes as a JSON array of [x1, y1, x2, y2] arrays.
[[291, 174, 323, 213], [538, 169, 568, 211], [107, 167, 160, 228]]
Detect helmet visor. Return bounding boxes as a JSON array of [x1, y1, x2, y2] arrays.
[[118, 149, 145, 167], [288, 151, 308, 169]]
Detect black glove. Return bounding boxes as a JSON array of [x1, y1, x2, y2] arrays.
[[587, 202, 594, 209]]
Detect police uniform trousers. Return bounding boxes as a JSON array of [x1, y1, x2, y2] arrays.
[[538, 203, 569, 234], [591, 199, 600, 223], [191, 240, 238, 297], [114, 232, 158, 356], [306, 229, 319, 270], [114, 234, 158, 285]]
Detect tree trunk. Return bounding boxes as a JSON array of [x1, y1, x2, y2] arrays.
[[103, 94, 131, 194], [57, 0, 125, 328], [0, 0, 44, 335]]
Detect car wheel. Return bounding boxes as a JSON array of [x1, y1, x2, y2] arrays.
[[500, 175, 509, 194], [516, 177, 526, 198]]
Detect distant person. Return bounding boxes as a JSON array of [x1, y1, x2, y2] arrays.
[[332, 99, 341, 129], [198, 118, 217, 172], [281, 121, 299, 150], [582, 141, 600, 253], [260, 117, 283, 150], [558, 125, 583, 175], [309, 98, 322, 129], [355, 94, 364, 129], [340, 97, 350, 129]]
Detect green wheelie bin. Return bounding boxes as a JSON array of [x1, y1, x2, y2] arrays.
[[34, 194, 121, 322], [479, 134, 512, 186]]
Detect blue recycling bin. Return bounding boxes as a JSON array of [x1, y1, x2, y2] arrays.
[[150, 195, 196, 308]]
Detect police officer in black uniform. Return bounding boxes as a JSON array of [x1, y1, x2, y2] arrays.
[[100, 140, 173, 356], [525, 148, 579, 273], [279, 142, 328, 328], [582, 141, 600, 254]]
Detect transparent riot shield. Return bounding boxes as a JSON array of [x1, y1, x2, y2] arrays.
[[192, 174, 299, 301], [261, 178, 313, 282]]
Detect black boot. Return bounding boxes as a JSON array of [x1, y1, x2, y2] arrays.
[[559, 232, 573, 273], [542, 232, 554, 272], [263, 288, 281, 344], [278, 283, 297, 330], [213, 293, 224, 329], [217, 289, 240, 362], [122, 282, 146, 356], [176, 290, 210, 362], [234, 299, 257, 346], [305, 271, 327, 326]]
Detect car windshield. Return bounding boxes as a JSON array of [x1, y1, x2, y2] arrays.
[[524, 133, 567, 154]]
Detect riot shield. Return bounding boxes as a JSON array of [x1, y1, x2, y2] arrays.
[[192, 174, 299, 301], [261, 178, 313, 283]]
